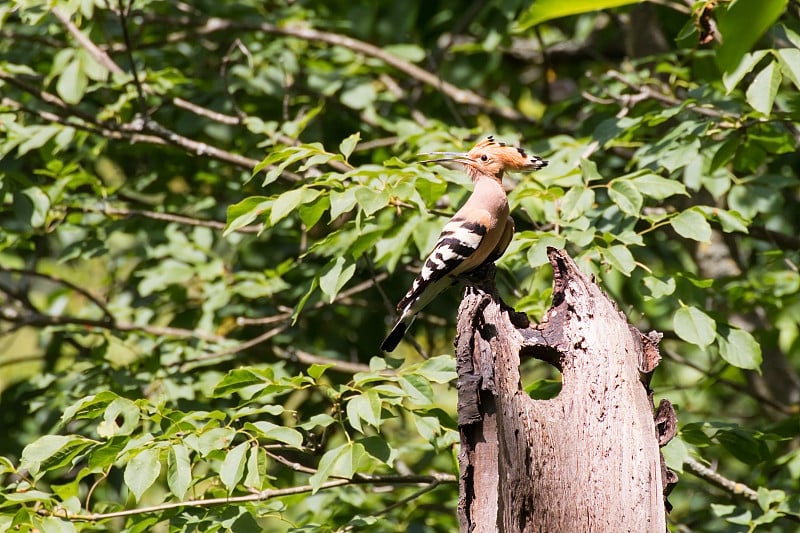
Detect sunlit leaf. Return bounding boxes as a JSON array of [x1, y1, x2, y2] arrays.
[[220, 441, 248, 493], [716, 0, 787, 72], [746, 61, 782, 115], [603, 244, 635, 276], [124, 448, 161, 502], [167, 444, 192, 498], [718, 327, 763, 371], [673, 306, 716, 347], [608, 179, 643, 216], [670, 209, 711, 242], [514, 0, 643, 31], [319, 255, 356, 303], [339, 132, 361, 160]]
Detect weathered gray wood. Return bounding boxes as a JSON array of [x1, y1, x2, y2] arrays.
[[456, 248, 674, 532]]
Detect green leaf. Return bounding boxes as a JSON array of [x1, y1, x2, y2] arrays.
[[711, 503, 737, 518], [329, 187, 358, 220], [722, 51, 769, 93], [746, 61, 782, 115], [661, 436, 688, 473], [642, 276, 676, 298], [726, 510, 753, 525], [20, 435, 71, 473], [718, 327, 763, 371], [757, 487, 786, 512], [777, 48, 800, 90], [308, 363, 332, 381], [213, 368, 272, 397], [346, 391, 382, 433], [415, 355, 456, 384], [710, 134, 741, 171], [220, 441, 248, 493], [309, 442, 365, 493], [560, 186, 595, 221], [340, 83, 377, 110], [359, 436, 393, 464], [603, 244, 635, 276], [413, 414, 441, 442], [339, 132, 360, 160], [670, 209, 711, 242], [382, 44, 426, 62], [526, 234, 567, 267], [514, 0, 643, 31], [244, 445, 266, 490], [247, 421, 303, 448], [354, 185, 389, 216], [716, 428, 770, 465], [319, 256, 356, 303], [17, 125, 61, 156], [271, 188, 321, 226], [167, 444, 192, 498], [673, 306, 716, 348], [715, 209, 749, 233], [60, 391, 118, 424], [18, 187, 51, 229], [525, 378, 563, 400], [298, 194, 330, 228], [193, 427, 236, 456], [97, 397, 140, 438], [399, 375, 434, 405], [608, 179, 643, 216], [56, 59, 88, 104], [225, 196, 270, 236], [630, 174, 687, 199], [715, 0, 787, 72], [124, 448, 161, 502], [20, 435, 94, 477]]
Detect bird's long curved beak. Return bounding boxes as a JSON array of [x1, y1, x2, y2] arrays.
[[417, 151, 471, 164]]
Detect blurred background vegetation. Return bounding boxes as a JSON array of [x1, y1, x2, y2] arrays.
[[1, 0, 799, 531]]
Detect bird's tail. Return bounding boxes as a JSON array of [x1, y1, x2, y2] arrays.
[[380, 315, 415, 352]]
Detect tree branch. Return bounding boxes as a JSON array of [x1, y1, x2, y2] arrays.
[[156, 16, 529, 122], [683, 456, 757, 501], [63, 204, 264, 234], [0, 267, 113, 320], [43, 473, 455, 522], [0, 306, 226, 344]]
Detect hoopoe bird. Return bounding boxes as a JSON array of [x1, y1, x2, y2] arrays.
[[380, 135, 548, 352]]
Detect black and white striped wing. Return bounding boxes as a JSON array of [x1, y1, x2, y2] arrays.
[[396, 213, 489, 313]]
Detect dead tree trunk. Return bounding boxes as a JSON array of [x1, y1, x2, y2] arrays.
[[456, 248, 676, 532]]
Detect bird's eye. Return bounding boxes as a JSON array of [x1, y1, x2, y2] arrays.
[[480, 155, 488, 161]]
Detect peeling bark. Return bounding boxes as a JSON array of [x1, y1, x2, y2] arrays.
[[456, 248, 676, 532]]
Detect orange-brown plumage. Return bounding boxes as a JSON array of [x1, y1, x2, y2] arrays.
[[380, 136, 547, 352], [423, 135, 548, 182]]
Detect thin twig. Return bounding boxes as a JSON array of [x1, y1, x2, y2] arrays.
[[664, 349, 792, 415], [272, 346, 372, 374], [684, 456, 757, 500], [0, 72, 271, 175], [220, 38, 251, 121], [172, 97, 240, 125], [115, 0, 149, 116], [0, 307, 225, 344], [41, 473, 455, 522], [160, 16, 528, 122], [51, 8, 124, 75], [338, 481, 444, 532], [0, 267, 113, 319], [178, 324, 288, 370], [65, 204, 264, 234]]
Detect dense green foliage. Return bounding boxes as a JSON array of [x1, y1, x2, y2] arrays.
[[1, 0, 799, 530]]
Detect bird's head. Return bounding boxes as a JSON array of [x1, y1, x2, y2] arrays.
[[421, 135, 548, 181]]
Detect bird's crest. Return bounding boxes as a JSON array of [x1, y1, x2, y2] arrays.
[[421, 135, 548, 180]]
